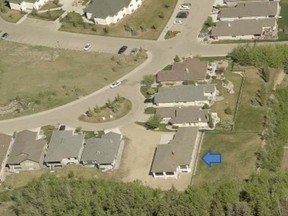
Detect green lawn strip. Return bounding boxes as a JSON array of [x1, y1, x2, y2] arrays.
[[0, 8, 25, 23], [164, 31, 180, 40], [60, 0, 177, 40], [0, 41, 146, 119], [29, 9, 64, 21], [192, 132, 261, 186], [39, 2, 62, 10]]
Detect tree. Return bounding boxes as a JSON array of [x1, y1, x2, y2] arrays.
[[94, 105, 101, 114], [145, 115, 161, 130], [106, 99, 113, 109], [86, 108, 94, 117], [31, 8, 38, 16], [75, 127, 82, 133], [146, 88, 156, 95], [142, 75, 155, 87], [174, 55, 181, 62], [115, 94, 124, 103], [205, 16, 213, 27]]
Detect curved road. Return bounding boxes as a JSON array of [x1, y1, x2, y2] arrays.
[[0, 0, 237, 133]]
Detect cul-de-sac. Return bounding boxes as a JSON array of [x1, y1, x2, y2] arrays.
[[1, 0, 288, 215]]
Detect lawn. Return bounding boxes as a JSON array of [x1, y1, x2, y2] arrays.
[[29, 9, 64, 21], [0, 8, 25, 23], [192, 132, 262, 186], [281, 148, 288, 170], [278, 0, 288, 40], [60, 0, 177, 39], [39, 2, 62, 10], [164, 31, 180, 40], [0, 41, 147, 119]]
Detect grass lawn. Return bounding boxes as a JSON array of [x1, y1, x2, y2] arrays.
[[164, 31, 180, 40], [281, 148, 288, 170], [0, 41, 147, 119], [60, 0, 177, 40], [0, 8, 25, 23], [192, 132, 262, 186], [278, 0, 288, 40], [39, 2, 62, 10], [79, 98, 132, 123], [29, 9, 64, 21]]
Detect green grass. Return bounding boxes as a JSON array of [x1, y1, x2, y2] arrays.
[[29, 9, 64, 21], [192, 132, 261, 186], [0, 8, 25, 23], [278, 0, 288, 40], [39, 2, 61, 10], [60, 0, 177, 40], [41, 125, 55, 141], [164, 31, 180, 40], [0, 41, 146, 119]]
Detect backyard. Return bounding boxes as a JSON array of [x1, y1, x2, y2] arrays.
[[60, 0, 177, 39], [0, 41, 146, 119]]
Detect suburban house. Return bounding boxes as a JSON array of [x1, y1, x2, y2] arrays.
[[6, 130, 47, 172], [156, 106, 220, 128], [84, 0, 142, 25], [157, 58, 217, 84], [153, 84, 217, 107], [218, 1, 279, 21], [0, 134, 13, 182], [150, 127, 200, 179], [211, 18, 277, 40], [44, 130, 85, 169], [81, 131, 122, 172], [7, 0, 49, 12]]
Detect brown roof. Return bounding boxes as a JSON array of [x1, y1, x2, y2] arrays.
[[7, 130, 47, 165], [219, 1, 278, 19], [0, 134, 12, 166], [211, 18, 276, 37], [157, 58, 208, 82], [150, 127, 199, 173]]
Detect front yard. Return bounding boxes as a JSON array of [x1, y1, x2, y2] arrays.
[[29, 9, 64, 21], [0, 41, 147, 119], [60, 0, 177, 39], [0, 8, 25, 23]]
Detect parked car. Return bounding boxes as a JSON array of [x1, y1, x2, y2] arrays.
[[110, 80, 121, 88], [179, 3, 191, 10], [173, 20, 183, 25], [1, 33, 9, 40], [130, 48, 139, 55], [176, 11, 189, 19], [144, 98, 153, 104], [84, 43, 91, 51], [59, 125, 66, 131], [118, 45, 128, 54]]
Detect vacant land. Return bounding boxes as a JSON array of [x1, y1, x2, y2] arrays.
[[0, 41, 146, 119], [60, 0, 177, 39], [192, 132, 262, 186], [0, 8, 25, 23]]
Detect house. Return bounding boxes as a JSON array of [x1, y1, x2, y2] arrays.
[[0, 134, 13, 182], [154, 84, 217, 107], [84, 0, 142, 25], [44, 130, 85, 169], [157, 58, 217, 84], [6, 130, 47, 172], [218, 1, 279, 21], [156, 106, 220, 128], [211, 18, 277, 40], [7, 0, 49, 12], [150, 127, 200, 179], [81, 131, 122, 171]]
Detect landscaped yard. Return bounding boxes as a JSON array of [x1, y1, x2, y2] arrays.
[[60, 0, 177, 39], [29, 9, 64, 21], [0, 41, 147, 119], [0, 8, 25, 23], [192, 132, 262, 186]]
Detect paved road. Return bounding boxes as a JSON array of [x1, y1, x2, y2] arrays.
[[0, 0, 237, 133]]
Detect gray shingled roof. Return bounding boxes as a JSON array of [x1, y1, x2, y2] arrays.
[[150, 127, 199, 173], [44, 130, 84, 163], [154, 84, 216, 104], [0, 134, 12, 166], [84, 0, 132, 19], [157, 58, 208, 82], [81, 132, 121, 164], [7, 130, 46, 165], [219, 2, 278, 19], [211, 18, 276, 37]]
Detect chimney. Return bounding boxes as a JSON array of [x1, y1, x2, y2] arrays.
[[185, 68, 189, 73]]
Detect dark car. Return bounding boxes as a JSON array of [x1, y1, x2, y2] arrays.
[[144, 98, 153, 104], [1, 33, 9, 40], [118, 45, 128, 54], [59, 125, 66, 131], [176, 11, 189, 19]]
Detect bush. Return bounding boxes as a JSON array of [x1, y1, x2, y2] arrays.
[[202, 104, 209, 109], [224, 106, 232, 115], [144, 107, 156, 114], [183, 80, 195, 85], [146, 88, 156, 95], [174, 55, 181, 62], [145, 115, 161, 130]]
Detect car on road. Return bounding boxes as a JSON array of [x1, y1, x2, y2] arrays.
[[84, 43, 91, 51], [59, 125, 66, 131], [176, 11, 189, 19], [130, 48, 139, 55], [110, 80, 121, 88], [118, 45, 128, 54], [173, 20, 182, 25], [1, 33, 9, 40], [179, 3, 191, 10]]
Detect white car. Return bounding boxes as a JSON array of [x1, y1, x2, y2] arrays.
[[110, 80, 121, 88], [179, 3, 191, 10], [84, 43, 91, 51], [173, 20, 182, 25]]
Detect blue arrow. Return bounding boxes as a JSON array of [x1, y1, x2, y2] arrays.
[[202, 150, 222, 167]]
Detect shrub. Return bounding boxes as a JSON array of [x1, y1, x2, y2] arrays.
[[224, 106, 232, 115], [183, 80, 195, 85], [145, 115, 161, 130], [144, 107, 156, 114], [174, 55, 181, 62], [146, 88, 156, 95]]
